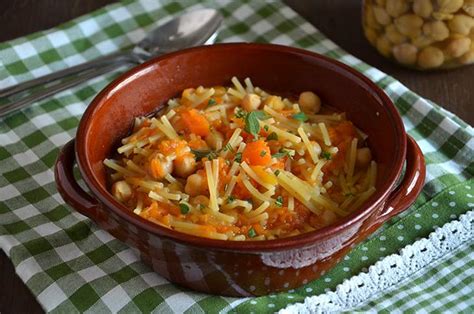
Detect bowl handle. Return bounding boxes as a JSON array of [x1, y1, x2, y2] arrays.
[[54, 139, 99, 220], [374, 135, 426, 225]]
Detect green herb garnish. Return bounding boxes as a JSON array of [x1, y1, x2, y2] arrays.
[[266, 132, 278, 141], [292, 112, 309, 122], [234, 152, 242, 163], [275, 196, 284, 207], [227, 195, 236, 203], [244, 111, 262, 139], [248, 227, 257, 238], [254, 111, 271, 120], [191, 149, 218, 161], [274, 169, 280, 176], [263, 125, 270, 132], [235, 107, 247, 118], [321, 151, 332, 160], [208, 98, 217, 106], [260, 150, 267, 157], [223, 143, 234, 152], [199, 204, 205, 210], [272, 148, 293, 159], [179, 203, 190, 214]]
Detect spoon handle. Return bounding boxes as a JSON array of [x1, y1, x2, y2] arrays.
[[0, 60, 131, 118], [0, 50, 137, 98]]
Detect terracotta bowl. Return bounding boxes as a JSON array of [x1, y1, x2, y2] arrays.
[[55, 43, 425, 297]]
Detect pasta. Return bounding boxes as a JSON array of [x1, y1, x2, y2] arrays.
[[104, 77, 377, 241]]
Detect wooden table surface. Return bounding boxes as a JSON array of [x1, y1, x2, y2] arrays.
[[0, 1, 472, 313]]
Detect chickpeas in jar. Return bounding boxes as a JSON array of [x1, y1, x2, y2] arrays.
[[363, 0, 474, 69]]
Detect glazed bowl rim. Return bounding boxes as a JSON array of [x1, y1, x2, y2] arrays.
[[76, 43, 406, 252]]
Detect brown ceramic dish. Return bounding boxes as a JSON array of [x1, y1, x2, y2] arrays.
[[54, 43, 425, 297]]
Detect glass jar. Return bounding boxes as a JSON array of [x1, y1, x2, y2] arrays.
[[362, 0, 474, 70]]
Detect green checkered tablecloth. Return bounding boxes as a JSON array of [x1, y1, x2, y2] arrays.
[[1, 0, 473, 313]]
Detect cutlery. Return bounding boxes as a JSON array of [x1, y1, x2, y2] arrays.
[[0, 9, 223, 117]]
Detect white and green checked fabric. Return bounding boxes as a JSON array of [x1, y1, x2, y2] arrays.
[[1, 0, 473, 313]]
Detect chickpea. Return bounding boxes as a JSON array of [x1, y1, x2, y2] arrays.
[[448, 15, 474, 36], [385, 0, 409, 18], [298, 91, 321, 113], [184, 173, 207, 196], [364, 26, 379, 45], [190, 195, 210, 207], [205, 130, 224, 150], [111, 181, 132, 202], [376, 36, 393, 57], [167, 181, 183, 192], [173, 153, 196, 178], [395, 14, 424, 38], [464, 0, 474, 17], [356, 148, 372, 168], [213, 86, 226, 96], [459, 49, 474, 64], [241, 93, 261, 111], [322, 210, 338, 226], [413, 0, 433, 19], [393, 43, 418, 65], [423, 21, 450, 41], [417, 46, 445, 68], [311, 141, 322, 156], [412, 35, 434, 48], [385, 24, 407, 44], [445, 37, 472, 58], [150, 155, 173, 180], [373, 6, 392, 26], [263, 95, 285, 110], [432, 12, 454, 21], [437, 0, 463, 14], [365, 5, 382, 30]]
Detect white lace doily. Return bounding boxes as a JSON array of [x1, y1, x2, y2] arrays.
[[280, 210, 474, 314]]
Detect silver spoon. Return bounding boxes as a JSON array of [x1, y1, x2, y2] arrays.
[[0, 9, 223, 117]]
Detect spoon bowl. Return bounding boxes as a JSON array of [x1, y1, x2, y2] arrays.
[[137, 9, 223, 56]]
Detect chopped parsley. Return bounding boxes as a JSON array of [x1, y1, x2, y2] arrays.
[[179, 203, 190, 214], [292, 112, 309, 122], [234, 152, 242, 163], [227, 195, 236, 203], [191, 149, 218, 161], [198, 204, 205, 210], [263, 125, 270, 132], [235, 107, 247, 118], [266, 132, 278, 141], [207, 98, 217, 106], [223, 143, 234, 152], [274, 169, 280, 176], [321, 151, 332, 160], [260, 150, 267, 157], [272, 148, 293, 159], [275, 196, 284, 207], [248, 227, 257, 238]]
